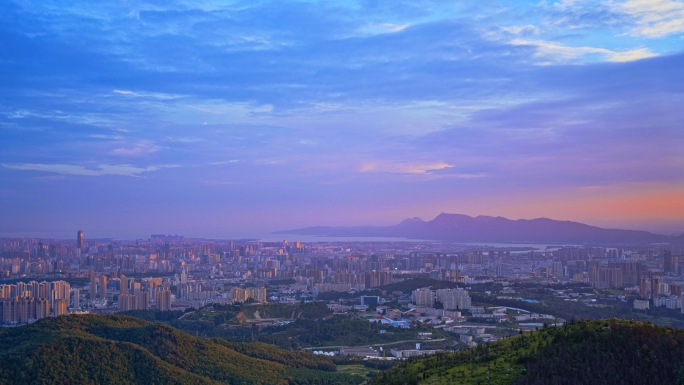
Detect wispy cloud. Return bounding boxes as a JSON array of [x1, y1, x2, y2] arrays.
[[510, 39, 657, 63], [360, 162, 453, 174], [2, 163, 170, 177], [89, 134, 124, 140], [500, 24, 540, 35], [109, 141, 160, 156], [113, 90, 183, 100], [616, 0, 684, 37], [357, 23, 411, 36]]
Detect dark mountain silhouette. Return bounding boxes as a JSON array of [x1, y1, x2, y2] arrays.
[[277, 213, 673, 243]]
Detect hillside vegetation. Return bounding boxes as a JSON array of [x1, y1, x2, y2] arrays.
[[373, 319, 684, 385], [123, 304, 442, 350], [0, 314, 362, 385]]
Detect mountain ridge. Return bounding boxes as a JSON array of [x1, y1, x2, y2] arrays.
[[277, 213, 679, 243], [0, 314, 362, 385], [372, 319, 684, 385]]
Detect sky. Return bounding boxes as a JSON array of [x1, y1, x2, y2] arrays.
[[1, 0, 683, 239]]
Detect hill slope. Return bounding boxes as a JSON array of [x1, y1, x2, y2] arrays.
[[373, 320, 684, 385], [0, 314, 362, 385], [278, 213, 670, 243]]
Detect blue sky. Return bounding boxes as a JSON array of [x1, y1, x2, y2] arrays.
[[1, 0, 683, 238]]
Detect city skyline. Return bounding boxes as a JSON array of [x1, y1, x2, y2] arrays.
[[1, 0, 683, 239]]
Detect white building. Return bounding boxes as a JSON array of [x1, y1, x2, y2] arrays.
[[633, 299, 650, 310], [436, 288, 472, 310], [412, 288, 435, 307], [71, 288, 80, 309]]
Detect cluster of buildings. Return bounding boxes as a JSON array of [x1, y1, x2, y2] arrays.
[[411, 287, 472, 310], [336, 344, 443, 359], [115, 275, 173, 311], [1, 232, 683, 325], [0, 281, 74, 324]]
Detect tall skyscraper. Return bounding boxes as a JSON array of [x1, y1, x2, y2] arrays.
[[118, 294, 135, 311], [77, 230, 84, 249], [53, 299, 68, 317], [664, 250, 675, 273], [90, 276, 97, 299], [71, 288, 80, 309], [156, 290, 172, 311], [137, 292, 150, 310], [120, 275, 128, 296], [99, 276, 108, 300]]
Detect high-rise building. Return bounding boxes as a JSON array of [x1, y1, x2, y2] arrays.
[[230, 287, 267, 303], [36, 298, 50, 319], [120, 275, 128, 296], [156, 290, 172, 311], [436, 288, 472, 310], [99, 276, 108, 300], [412, 288, 435, 307], [71, 288, 80, 309], [247, 287, 266, 303], [53, 299, 68, 317], [90, 276, 97, 299], [137, 292, 150, 310], [598, 268, 623, 288], [664, 250, 678, 274], [38, 282, 49, 299], [51, 281, 70, 301], [50, 281, 70, 310], [77, 230, 84, 249], [652, 276, 662, 297], [118, 294, 136, 311], [231, 287, 247, 303], [640, 277, 652, 298]]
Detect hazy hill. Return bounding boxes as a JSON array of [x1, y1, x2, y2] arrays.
[[0, 314, 362, 385], [373, 319, 684, 385], [278, 213, 672, 243]]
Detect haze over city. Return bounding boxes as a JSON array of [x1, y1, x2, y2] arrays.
[[1, 0, 683, 239]]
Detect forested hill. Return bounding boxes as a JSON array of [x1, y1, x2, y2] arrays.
[[0, 314, 363, 385], [373, 320, 684, 385]]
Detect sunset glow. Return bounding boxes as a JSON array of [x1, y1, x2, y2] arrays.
[[1, 0, 683, 238]]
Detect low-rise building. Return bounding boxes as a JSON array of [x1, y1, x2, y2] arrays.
[[391, 349, 441, 358], [633, 299, 650, 310], [339, 347, 379, 357]]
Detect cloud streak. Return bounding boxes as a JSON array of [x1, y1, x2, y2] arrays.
[[2, 163, 170, 177], [510, 39, 657, 63], [617, 0, 684, 37], [109, 140, 161, 156], [359, 162, 453, 174]]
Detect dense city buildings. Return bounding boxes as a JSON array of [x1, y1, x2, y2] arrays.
[[0, 234, 682, 325]]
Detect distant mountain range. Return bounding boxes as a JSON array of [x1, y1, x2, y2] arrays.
[[277, 213, 682, 244]]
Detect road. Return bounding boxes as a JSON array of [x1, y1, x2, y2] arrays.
[[302, 338, 447, 350]]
